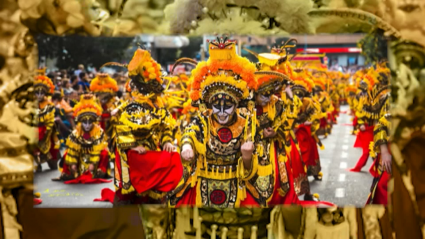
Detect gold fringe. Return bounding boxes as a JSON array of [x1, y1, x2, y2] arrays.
[[195, 178, 202, 207], [257, 164, 273, 177]]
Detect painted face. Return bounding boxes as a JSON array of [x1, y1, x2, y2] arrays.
[[255, 93, 271, 107], [97, 92, 112, 105], [35, 89, 46, 102], [212, 99, 236, 125], [81, 118, 94, 132]]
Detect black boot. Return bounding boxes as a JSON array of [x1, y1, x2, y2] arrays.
[[47, 160, 58, 170]]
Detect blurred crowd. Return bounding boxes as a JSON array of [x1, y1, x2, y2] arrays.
[[47, 64, 129, 143]]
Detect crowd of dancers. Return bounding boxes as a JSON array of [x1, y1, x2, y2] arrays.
[[34, 37, 390, 208]]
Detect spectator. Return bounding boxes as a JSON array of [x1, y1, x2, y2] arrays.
[[63, 79, 74, 96], [70, 75, 79, 87], [74, 64, 84, 80], [51, 92, 72, 140], [78, 72, 90, 93]]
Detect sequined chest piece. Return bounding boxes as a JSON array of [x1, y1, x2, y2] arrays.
[[202, 115, 246, 208]]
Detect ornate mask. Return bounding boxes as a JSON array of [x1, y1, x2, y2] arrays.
[[35, 88, 46, 102], [255, 92, 273, 107], [212, 97, 236, 125], [80, 117, 95, 132]]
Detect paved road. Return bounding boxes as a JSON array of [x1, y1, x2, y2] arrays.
[[34, 105, 373, 207], [309, 105, 373, 207], [34, 160, 115, 208]]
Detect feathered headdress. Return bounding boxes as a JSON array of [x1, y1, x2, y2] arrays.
[[311, 71, 327, 91], [90, 73, 119, 94], [254, 71, 288, 95], [101, 47, 164, 95], [372, 61, 391, 85], [188, 36, 256, 107], [34, 68, 55, 95], [73, 94, 102, 122], [292, 69, 315, 95]]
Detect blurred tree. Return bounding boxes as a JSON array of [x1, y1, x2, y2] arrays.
[[357, 28, 389, 65], [36, 35, 134, 70]]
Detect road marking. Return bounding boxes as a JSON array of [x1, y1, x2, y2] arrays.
[[340, 162, 347, 169], [339, 174, 346, 182], [342, 145, 349, 150], [335, 188, 345, 198], [341, 152, 348, 158]]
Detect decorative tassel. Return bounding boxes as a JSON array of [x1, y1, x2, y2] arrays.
[[196, 178, 203, 207], [196, 217, 203, 239], [238, 228, 244, 239], [221, 227, 228, 239], [251, 226, 258, 239], [211, 225, 218, 239], [257, 164, 273, 177]]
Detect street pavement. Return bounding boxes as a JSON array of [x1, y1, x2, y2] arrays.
[[309, 104, 373, 207], [34, 105, 373, 207]]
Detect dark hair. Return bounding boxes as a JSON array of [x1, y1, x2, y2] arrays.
[[52, 92, 63, 101], [72, 84, 80, 91], [79, 72, 87, 79], [70, 75, 78, 83], [116, 90, 123, 98]]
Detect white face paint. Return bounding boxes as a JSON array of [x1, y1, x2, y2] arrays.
[[212, 100, 235, 125], [81, 120, 94, 132], [35, 90, 45, 102], [256, 94, 271, 107]]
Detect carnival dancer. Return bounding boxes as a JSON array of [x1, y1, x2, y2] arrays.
[[52, 94, 112, 182], [89, 73, 119, 139], [345, 84, 358, 135], [312, 71, 333, 138], [34, 68, 60, 172], [169, 37, 261, 207], [348, 69, 375, 172], [329, 82, 340, 124], [251, 41, 319, 201], [292, 69, 324, 181], [103, 47, 182, 205], [366, 62, 391, 205]]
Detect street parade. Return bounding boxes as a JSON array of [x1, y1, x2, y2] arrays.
[[32, 35, 391, 211]]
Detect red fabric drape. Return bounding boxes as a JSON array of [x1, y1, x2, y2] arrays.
[[60, 149, 112, 184], [38, 125, 60, 161], [127, 151, 183, 194], [354, 125, 374, 149]]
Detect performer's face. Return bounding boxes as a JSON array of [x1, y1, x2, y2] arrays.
[[212, 99, 235, 125], [35, 89, 46, 102], [81, 118, 94, 132], [378, 72, 389, 86], [97, 92, 112, 105], [255, 92, 272, 107]]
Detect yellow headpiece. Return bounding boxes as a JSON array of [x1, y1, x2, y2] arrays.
[[34, 73, 55, 95], [90, 73, 119, 94], [73, 94, 102, 121], [189, 36, 256, 105]]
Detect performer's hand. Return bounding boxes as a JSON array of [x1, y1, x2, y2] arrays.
[[111, 108, 119, 116], [71, 164, 77, 171], [304, 121, 312, 126], [263, 127, 276, 138], [327, 119, 331, 124], [88, 163, 94, 172], [381, 144, 392, 174], [132, 146, 146, 154], [241, 141, 254, 169], [382, 152, 392, 174], [163, 142, 175, 153], [181, 144, 194, 162], [360, 125, 366, 131]]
